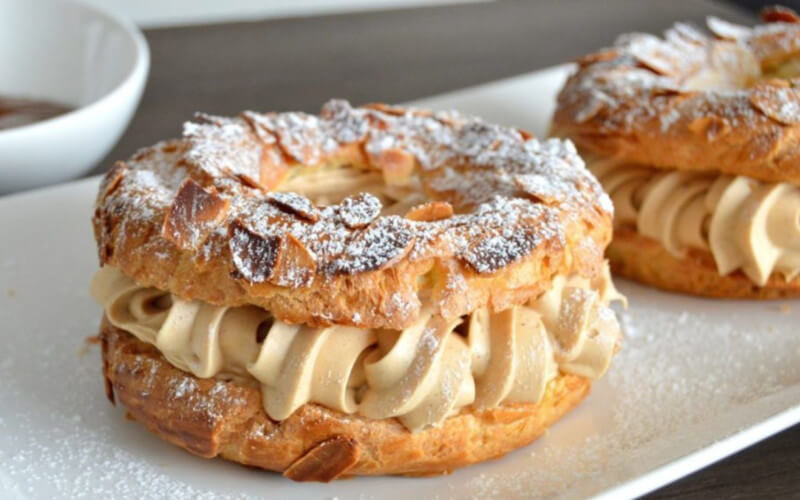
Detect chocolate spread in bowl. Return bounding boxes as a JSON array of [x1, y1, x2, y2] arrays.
[[0, 96, 73, 131]]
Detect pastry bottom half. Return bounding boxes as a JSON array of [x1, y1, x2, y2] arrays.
[[607, 227, 800, 299], [99, 318, 591, 481]]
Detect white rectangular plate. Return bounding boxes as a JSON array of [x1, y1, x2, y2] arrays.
[[1, 65, 799, 500]]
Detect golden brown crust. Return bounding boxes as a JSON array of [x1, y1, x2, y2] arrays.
[[94, 100, 613, 330], [607, 227, 800, 299], [100, 318, 592, 479], [551, 13, 800, 185]]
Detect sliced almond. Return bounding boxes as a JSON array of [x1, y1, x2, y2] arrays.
[[320, 99, 369, 143], [514, 173, 568, 204], [100, 162, 126, 201], [572, 95, 606, 124], [339, 193, 382, 229], [241, 111, 290, 189], [364, 102, 407, 116], [371, 147, 416, 186], [232, 172, 262, 190], [283, 435, 360, 482], [707, 16, 751, 40], [228, 220, 281, 283], [259, 149, 291, 190], [325, 216, 415, 275], [627, 34, 680, 76], [259, 113, 322, 164], [193, 112, 229, 127], [666, 22, 708, 46], [267, 191, 320, 222], [241, 110, 277, 145], [161, 179, 230, 249], [517, 129, 535, 141], [761, 5, 800, 24], [750, 81, 800, 125], [575, 48, 619, 67], [460, 220, 553, 274], [405, 201, 454, 221], [269, 233, 317, 288]]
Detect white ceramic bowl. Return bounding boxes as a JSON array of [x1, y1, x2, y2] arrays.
[[0, 0, 149, 195]]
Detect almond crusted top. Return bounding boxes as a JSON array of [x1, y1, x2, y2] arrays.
[[93, 100, 612, 329], [552, 8, 800, 185]]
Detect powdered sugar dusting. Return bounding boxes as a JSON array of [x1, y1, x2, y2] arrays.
[[184, 115, 263, 184], [245, 110, 326, 164], [98, 99, 607, 293], [0, 319, 258, 499], [462, 202, 556, 273], [338, 192, 382, 229], [750, 84, 800, 125], [556, 15, 800, 138], [228, 221, 280, 283], [169, 376, 199, 399], [266, 191, 320, 222], [325, 216, 414, 274]]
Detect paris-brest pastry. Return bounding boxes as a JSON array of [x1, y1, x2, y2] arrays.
[[552, 6, 800, 298], [91, 99, 623, 480]]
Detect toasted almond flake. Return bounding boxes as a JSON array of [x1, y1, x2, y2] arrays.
[[339, 193, 382, 229], [161, 179, 229, 249], [405, 201, 454, 222], [228, 220, 281, 283], [707, 16, 752, 40], [270, 234, 317, 288], [750, 83, 800, 124], [761, 5, 800, 24], [283, 435, 360, 482], [267, 191, 320, 222]]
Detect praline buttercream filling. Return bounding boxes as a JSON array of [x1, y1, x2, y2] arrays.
[[591, 158, 800, 285], [91, 265, 623, 432]]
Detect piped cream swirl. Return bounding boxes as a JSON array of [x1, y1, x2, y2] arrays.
[[592, 158, 800, 285], [91, 265, 623, 431]]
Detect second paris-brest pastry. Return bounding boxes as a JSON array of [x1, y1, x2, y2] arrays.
[[552, 6, 800, 298], [90, 99, 624, 480]]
